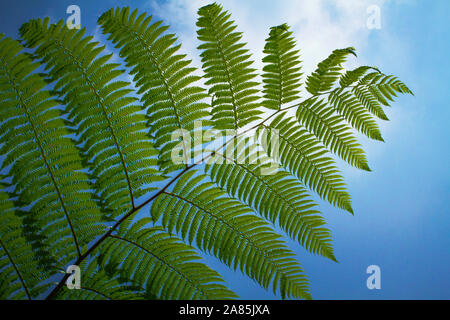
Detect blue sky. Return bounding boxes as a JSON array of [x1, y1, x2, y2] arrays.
[[0, 0, 449, 299]]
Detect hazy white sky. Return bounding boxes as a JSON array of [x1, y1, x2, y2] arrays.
[[147, 0, 391, 77]]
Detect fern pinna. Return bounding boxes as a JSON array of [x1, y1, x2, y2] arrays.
[[0, 2, 412, 300]]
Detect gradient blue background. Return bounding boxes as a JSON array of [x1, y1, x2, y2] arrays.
[[0, 0, 448, 299]]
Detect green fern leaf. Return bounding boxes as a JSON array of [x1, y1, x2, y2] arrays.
[[262, 24, 302, 110], [197, 3, 262, 130], [206, 138, 336, 260], [352, 85, 389, 120], [20, 19, 165, 217], [260, 113, 353, 213], [99, 218, 237, 300], [328, 88, 383, 141], [98, 7, 211, 173], [306, 47, 356, 95], [0, 186, 51, 299], [339, 66, 380, 88], [296, 97, 370, 170], [357, 72, 413, 108], [0, 35, 104, 266], [151, 170, 312, 299]]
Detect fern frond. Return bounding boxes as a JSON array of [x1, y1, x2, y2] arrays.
[[262, 24, 302, 110], [296, 97, 370, 170], [357, 72, 413, 107], [20, 19, 165, 217], [197, 3, 262, 130], [98, 7, 211, 173], [339, 66, 380, 88], [98, 218, 237, 300], [151, 170, 311, 299], [359, 72, 413, 94], [0, 186, 51, 299], [206, 138, 336, 260], [337, 66, 389, 120], [352, 85, 389, 120], [0, 35, 104, 266], [306, 50, 412, 143], [341, 70, 413, 121], [260, 113, 353, 213], [306, 47, 356, 95], [328, 88, 383, 141]]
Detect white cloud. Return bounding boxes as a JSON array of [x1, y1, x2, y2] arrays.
[[144, 0, 396, 130], [144, 0, 410, 146], [146, 0, 391, 77]]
